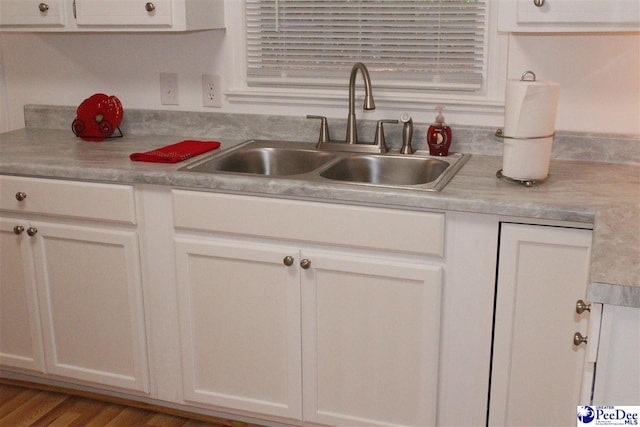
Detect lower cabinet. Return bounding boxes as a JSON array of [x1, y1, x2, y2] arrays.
[[175, 236, 442, 426], [592, 304, 640, 405], [489, 223, 594, 426], [4, 181, 619, 427], [0, 218, 45, 372], [0, 218, 149, 392], [300, 250, 442, 426], [174, 238, 303, 419], [34, 222, 149, 392], [0, 175, 149, 393]]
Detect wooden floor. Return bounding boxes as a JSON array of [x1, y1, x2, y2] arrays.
[[0, 380, 264, 427]]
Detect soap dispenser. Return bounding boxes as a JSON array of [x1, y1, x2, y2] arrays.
[[427, 106, 452, 156]]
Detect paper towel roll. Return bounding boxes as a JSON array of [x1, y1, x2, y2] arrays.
[[503, 79, 560, 138], [502, 136, 553, 180]]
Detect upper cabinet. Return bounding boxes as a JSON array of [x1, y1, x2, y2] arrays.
[[0, 0, 224, 32], [0, 0, 66, 28], [498, 0, 640, 32]]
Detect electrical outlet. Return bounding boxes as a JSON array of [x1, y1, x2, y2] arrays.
[[202, 74, 222, 108], [160, 73, 179, 105]]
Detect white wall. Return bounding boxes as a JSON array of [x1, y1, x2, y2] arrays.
[[508, 33, 640, 136], [0, 7, 638, 135]]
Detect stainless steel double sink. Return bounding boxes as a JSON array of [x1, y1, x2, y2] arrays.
[[180, 139, 470, 192]]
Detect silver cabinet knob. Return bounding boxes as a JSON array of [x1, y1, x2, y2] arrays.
[[283, 256, 294, 267], [300, 259, 311, 270], [573, 332, 588, 346], [13, 225, 25, 235], [26, 227, 38, 236], [533, 0, 545, 7], [15, 192, 27, 201], [145, 2, 155, 12], [39, 3, 49, 13], [576, 299, 591, 314]]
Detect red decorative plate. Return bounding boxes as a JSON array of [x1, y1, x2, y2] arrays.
[[72, 94, 123, 142]]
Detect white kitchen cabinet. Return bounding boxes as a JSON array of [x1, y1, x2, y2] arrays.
[[171, 190, 448, 425], [498, 0, 640, 32], [174, 238, 442, 426], [0, 0, 224, 32], [174, 237, 303, 420], [0, 0, 66, 28], [489, 222, 593, 426], [592, 304, 640, 405], [75, 0, 174, 27], [33, 221, 149, 392], [0, 218, 45, 373], [0, 175, 149, 393], [301, 250, 442, 427]]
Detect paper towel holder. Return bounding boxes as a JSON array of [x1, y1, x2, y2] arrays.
[[495, 128, 553, 186], [496, 169, 548, 187], [495, 70, 557, 187], [521, 70, 536, 81], [494, 128, 555, 140], [495, 71, 555, 140]]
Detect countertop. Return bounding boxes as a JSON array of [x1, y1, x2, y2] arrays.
[[1, 127, 639, 307]]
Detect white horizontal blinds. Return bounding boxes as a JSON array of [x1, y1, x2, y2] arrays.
[[245, 0, 487, 92]]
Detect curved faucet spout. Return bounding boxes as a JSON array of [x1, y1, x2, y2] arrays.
[[346, 63, 375, 144]]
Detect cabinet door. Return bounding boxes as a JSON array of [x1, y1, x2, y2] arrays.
[[0, 0, 65, 27], [517, 0, 639, 25], [32, 222, 149, 392], [75, 0, 172, 27], [490, 223, 592, 426], [592, 304, 640, 405], [301, 251, 442, 427], [499, 0, 640, 32], [174, 238, 302, 420], [0, 219, 45, 372]]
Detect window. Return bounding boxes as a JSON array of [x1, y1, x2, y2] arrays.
[[245, 0, 488, 94]]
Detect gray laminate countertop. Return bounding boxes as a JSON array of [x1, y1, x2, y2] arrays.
[[1, 127, 639, 307]]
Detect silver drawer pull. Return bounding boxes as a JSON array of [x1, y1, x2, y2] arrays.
[[283, 256, 294, 267], [26, 227, 38, 237], [145, 2, 155, 12], [533, 0, 545, 7], [39, 3, 49, 13], [573, 332, 588, 346], [300, 259, 311, 270], [15, 192, 27, 201], [576, 299, 591, 314], [13, 225, 25, 235]]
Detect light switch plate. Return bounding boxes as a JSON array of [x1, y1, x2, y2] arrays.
[[160, 73, 179, 105]]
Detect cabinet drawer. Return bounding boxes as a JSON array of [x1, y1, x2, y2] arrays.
[[172, 191, 445, 257], [0, 176, 136, 224]]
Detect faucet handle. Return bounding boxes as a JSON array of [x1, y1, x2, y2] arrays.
[[374, 119, 398, 153], [307, 115, 331, 145]]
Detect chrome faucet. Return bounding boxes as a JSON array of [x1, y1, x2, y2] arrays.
[[346, 63, 375, 144]]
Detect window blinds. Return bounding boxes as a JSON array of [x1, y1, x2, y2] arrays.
[[245, 0, 487, 93]]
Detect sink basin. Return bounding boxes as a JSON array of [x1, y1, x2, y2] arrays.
[[180, 139, 469, 192], [320, 155, 449, 186], [182, 144, 335, 176]]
